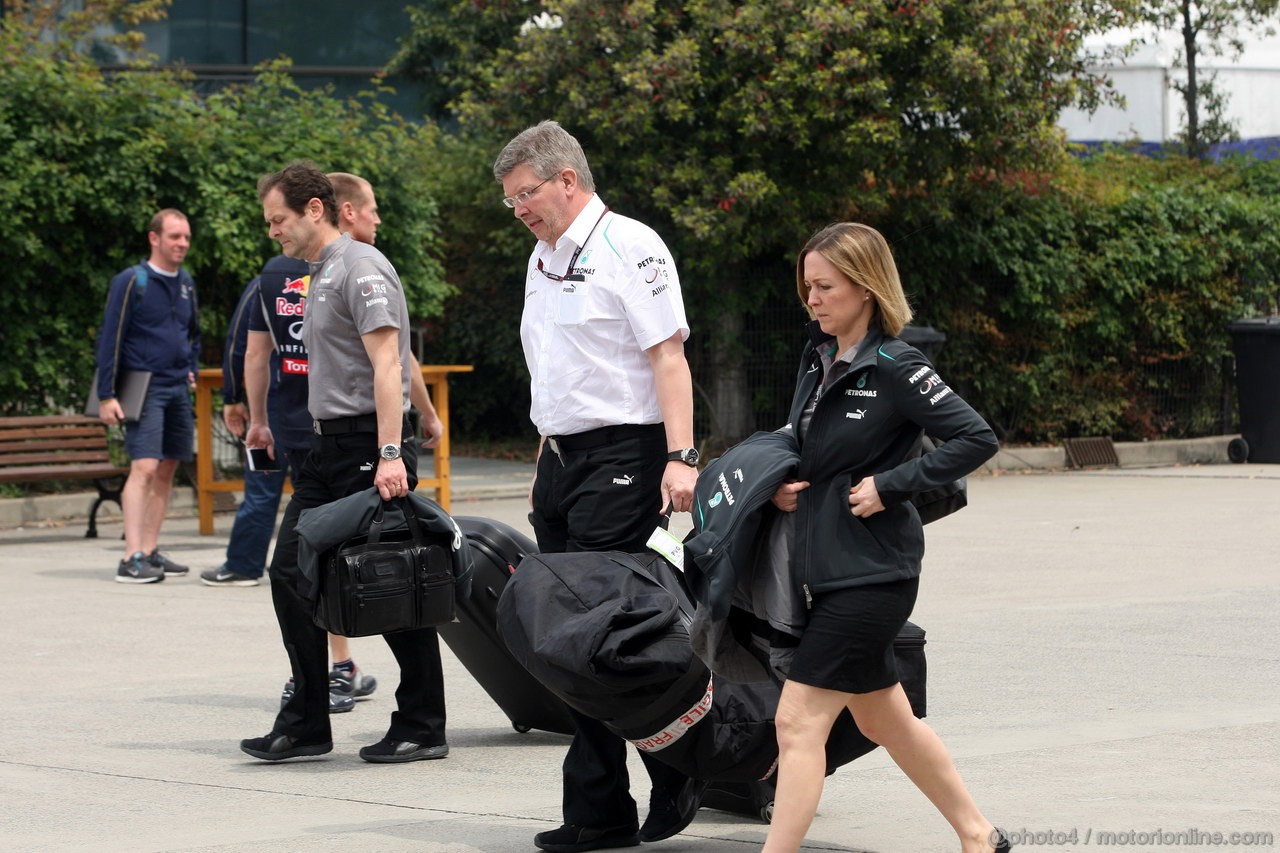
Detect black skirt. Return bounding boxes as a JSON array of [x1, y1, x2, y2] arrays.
[[786, 577, 920, 694]]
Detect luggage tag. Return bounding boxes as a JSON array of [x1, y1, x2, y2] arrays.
[[555, 273, 587, 326], [646, 525, 685, 570]]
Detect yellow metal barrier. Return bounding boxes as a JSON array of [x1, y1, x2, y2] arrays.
[[194, 364, 474, 535]]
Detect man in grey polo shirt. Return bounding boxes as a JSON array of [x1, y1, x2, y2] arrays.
[[238, 161, 449, 764]]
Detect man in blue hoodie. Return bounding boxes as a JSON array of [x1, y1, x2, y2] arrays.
[[95, 209, 201, 584]]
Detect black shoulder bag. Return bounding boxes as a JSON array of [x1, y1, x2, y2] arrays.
[[910, 435, 969, 525], [313, 498, 456, 637]]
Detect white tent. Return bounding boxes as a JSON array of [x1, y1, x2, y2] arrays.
[[1059, 24, 1280, 142]]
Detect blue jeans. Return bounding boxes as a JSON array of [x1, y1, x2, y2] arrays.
[[224, 444, 306, 578], [223, 465, 286, 578]]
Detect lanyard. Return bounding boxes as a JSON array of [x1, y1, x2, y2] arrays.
[[537, 207, 610, 282]]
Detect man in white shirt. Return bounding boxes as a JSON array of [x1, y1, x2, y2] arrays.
[[494, 120, 704, 853]]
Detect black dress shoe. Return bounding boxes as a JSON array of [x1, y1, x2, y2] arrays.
[[639, 777, 709, 842], [239, 733, 332, 761], [991, 827, 1012, 852], [533, 823, 640, 852], [357, 738, 449, 763]]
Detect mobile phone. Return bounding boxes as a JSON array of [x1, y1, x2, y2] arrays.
[[245, 446, 280, 473]]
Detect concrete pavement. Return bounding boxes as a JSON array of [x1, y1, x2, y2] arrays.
[[2, 461, 1278, 851]]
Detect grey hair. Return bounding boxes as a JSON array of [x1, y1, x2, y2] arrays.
[[493, 120, 595, 192]]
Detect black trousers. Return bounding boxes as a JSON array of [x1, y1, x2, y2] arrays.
[[531, 423, 690, 829], [266, 427, 446, 747]]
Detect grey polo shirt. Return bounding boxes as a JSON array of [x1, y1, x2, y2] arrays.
[[302, 233, 412, 420]]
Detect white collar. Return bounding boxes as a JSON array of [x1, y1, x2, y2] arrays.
[[551, 194, 607, 253]]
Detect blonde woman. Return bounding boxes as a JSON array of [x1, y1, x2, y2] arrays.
[[764, 223, 1008, 853]]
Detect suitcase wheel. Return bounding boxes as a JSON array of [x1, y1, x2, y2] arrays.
[[1228, 437, 1249, 463], [761, 802, 774, 823], [513, 722, 532, 733]]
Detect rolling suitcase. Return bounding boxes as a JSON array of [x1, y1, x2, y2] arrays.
[[441, 517, 576, 735]]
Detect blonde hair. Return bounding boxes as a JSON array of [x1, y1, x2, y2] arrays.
[[326, 172, 372, 208], [795, 222, 913, 337]]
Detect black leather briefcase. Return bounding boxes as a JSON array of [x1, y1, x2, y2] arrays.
[[314, 499, 456, 637]]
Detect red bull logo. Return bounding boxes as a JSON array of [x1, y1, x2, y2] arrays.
[[281, 275, 309, 296]]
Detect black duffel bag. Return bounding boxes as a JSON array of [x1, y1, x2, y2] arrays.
[[314, 498, 456, 637], [911, 434, 968, 525]]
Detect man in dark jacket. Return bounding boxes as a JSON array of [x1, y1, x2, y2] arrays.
[[203, 258, 308, 588], [95, 209, 200, 584]]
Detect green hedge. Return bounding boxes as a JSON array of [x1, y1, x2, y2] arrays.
[[0, 23, 447, 414], [420, 150, 1280, 444], [5, 12, 1277, 444], [898, 153, 1280, 442]]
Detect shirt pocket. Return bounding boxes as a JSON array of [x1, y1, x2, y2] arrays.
[[555, 279, 587, 326]]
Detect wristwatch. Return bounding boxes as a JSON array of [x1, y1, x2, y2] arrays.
[[667, 448, 700, 467], [380, 443, 402, 461]]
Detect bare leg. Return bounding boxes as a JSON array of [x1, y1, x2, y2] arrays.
[[329, 634, 350, 666], [848, 684, 997, 853], [139, 458, 179, 554], [121, 458, 161, 557], [762, 681, 850, 853]]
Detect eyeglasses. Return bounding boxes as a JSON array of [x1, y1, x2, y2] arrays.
[[502, 176, 553, 209]]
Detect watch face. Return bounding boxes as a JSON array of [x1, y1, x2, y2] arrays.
[[670, 448, 699, 465], [380, 444, 401, 460]]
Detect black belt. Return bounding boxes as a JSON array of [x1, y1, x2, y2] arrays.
[[546, 423, 664, 457], [313, 413, 411, 436]]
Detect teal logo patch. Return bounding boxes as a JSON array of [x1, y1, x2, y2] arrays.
[[708, 492, 723, 509]]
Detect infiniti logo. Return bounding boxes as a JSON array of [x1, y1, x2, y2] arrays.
[[289, 320, 304, 340]]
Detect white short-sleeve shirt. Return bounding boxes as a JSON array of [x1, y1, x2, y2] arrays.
[[520, 194, 689, 437]]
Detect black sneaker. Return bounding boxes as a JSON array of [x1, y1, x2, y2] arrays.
[[280, 677, 354, 713], [116, 551, 164, 584], [148, 549, 189, 576], [533, 824, 639, 853], [239, 733, 332, 762], [358, 738, 449, 763], [200, 565, 260, 587], [330, 663, 377, 699], [639, 778, 708, 842]]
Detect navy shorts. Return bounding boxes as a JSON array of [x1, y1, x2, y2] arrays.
[[786, 577, 920, 695], [124, 384, 194, 461]]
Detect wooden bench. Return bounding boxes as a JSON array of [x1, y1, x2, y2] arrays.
[[0, 415, 129, 538]]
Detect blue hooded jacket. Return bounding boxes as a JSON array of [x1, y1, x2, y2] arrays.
[[96, 262, 200, 398]]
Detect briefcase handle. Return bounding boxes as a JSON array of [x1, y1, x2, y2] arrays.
[[366, 497, 428, 547]]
